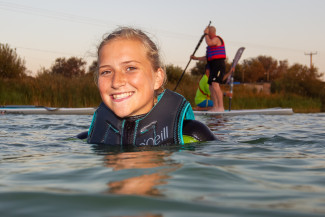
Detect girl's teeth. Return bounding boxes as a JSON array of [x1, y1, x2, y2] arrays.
[[113, 92, 132, 99]]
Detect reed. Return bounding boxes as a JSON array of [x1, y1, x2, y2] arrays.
[[0, 75, 101, 107], [0, 76, 322, 112], [168, 80, 322, 113], [222, 84, 322, 113]]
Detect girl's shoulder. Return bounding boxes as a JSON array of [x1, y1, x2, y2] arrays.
[[183, 119, 216, 142]]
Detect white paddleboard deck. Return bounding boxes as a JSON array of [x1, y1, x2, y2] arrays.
[[0, 107, 96, 115], [194, 108, 293, 116], [1, 107, 293, 116]]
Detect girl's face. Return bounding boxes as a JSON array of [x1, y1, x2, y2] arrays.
[[98, 38, 164, 118]]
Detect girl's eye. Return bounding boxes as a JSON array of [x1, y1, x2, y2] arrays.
[[100, 70, 112, 76], [126, 66, 137, 72]]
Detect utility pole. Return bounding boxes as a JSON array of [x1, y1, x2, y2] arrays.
[[304, 52, 317, 68]]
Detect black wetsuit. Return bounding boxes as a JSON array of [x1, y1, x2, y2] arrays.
[[78, 89, 216, 146]]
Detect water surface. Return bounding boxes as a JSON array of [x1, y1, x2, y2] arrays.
[[1, 113, 324, 217]]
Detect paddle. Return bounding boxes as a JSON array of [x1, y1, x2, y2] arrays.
[[173, 21, 211, 91], [229, 77, 234, 111], [223, 47, 245, 84], [224, 47, 245, 111]]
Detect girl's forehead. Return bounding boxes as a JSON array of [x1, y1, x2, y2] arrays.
[[103, 38, 144, 48], [99, 38, 147, 56], [104, 39, 144, 52], [98, 39, 152, 66]]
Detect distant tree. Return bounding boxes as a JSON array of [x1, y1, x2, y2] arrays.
[[36, 67, 50, 77], [50, 57, 86, 77], [309, 65, 324, 81], [274, 60, 289, 80], [232, 63, 244, 82], [0, 43, 26, 78], [242, 55, 279, 82], [88, 60, 98, 75], [190, 60, 206, 76], [242, 58, 264, 82], [279, 64, 309, 95], [257, 56, 278, 82], [272, 63, 325, 98], [165, 64, 183, 83]]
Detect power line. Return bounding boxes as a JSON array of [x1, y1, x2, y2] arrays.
[[15, 45, 80, 56], [0, 1, 197, 40], [2, 0, 322, 74], [0, 1, 115, 28], [1, 1, 313, 56]]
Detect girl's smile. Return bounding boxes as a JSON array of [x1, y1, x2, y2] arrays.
[[110, 91, 134, 101]]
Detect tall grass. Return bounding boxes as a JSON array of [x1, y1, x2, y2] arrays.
[[167, 78, 322, 113], [0, 74, 101, 107], [0, 75, 322, 112]]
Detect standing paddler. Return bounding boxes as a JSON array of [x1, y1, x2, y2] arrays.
[[191, 25, 227, 112]]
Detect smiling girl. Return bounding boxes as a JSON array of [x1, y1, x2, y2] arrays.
[[86, 27, 216, 146]]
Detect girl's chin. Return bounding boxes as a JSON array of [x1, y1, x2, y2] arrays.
[[107, 102, 154, 118], [111, 107, 138, 118], [112, 108, 148, 118], [112, 110, 131, 118]]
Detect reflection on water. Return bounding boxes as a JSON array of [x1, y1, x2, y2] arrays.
[[203, 116, 228, 130], [93, 146, 182, 197], [198, 116, 230, 141]]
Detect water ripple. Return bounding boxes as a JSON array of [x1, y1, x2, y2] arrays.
[[1, 113, 325, 216]]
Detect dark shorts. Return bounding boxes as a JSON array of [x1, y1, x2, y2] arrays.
[[207, 59, 225, 85]]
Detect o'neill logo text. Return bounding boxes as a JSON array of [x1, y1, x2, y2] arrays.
[[139, 126, 169, 146]]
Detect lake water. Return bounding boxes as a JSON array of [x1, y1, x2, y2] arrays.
[[0, 113, 325, 217]]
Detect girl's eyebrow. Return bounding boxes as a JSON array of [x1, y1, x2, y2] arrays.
[[99, 60, 141, 69], [98, 64, 111, 69], [121, 60, 141, 65]]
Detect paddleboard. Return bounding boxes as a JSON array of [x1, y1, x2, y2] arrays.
[[0, 106, 96, 115], [194, 108, 293, 116], [1, 106, 293, 116]]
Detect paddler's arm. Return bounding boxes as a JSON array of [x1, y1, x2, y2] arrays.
[[182, 120, 217, 143], [190, 55, 206, 61], [204, 34, 220, 46], [204, 27, 221, 46]]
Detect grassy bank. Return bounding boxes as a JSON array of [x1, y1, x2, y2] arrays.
[[0, 76, 323, 113], [223, 85, 322, 113], [0, 75, 101, 107], [167, 80, 323, 113]]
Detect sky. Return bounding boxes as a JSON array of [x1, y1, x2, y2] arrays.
[[1, 0, 325, 80]]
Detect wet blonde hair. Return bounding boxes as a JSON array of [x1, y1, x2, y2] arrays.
[[95, 27, 167, 95]]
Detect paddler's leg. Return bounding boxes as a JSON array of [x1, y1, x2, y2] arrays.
[[209, 82, 224, 112]]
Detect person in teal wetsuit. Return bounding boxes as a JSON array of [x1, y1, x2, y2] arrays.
[[77, 27, 216, 146]]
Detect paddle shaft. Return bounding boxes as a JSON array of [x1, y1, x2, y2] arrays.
[[229, 77, 234, 111], [173, 21, 211, 91]]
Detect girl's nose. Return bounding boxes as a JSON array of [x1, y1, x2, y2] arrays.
[[111, 70, 126, 89]]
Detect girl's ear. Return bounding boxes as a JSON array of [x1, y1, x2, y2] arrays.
[[154, 68, 165, 90]]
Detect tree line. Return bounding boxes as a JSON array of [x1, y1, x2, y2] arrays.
[[1, 42, 324, 111], [175, 54, 324, 100]]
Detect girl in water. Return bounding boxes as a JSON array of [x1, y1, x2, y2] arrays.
[[85, 27, 216, 146]]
